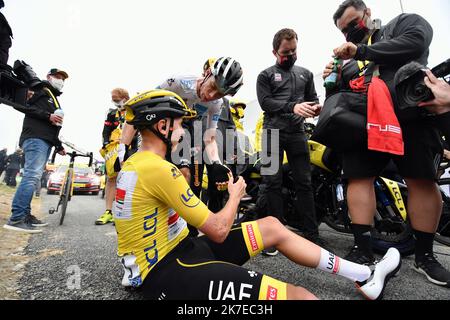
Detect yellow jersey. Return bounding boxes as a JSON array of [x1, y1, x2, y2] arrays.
[[113, 151, 210, 287]]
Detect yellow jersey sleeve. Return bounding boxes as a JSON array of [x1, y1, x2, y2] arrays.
[[150, 163, 210, 228]]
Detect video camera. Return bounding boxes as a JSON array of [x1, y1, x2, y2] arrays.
[[0, 60, 42, 109], [395, 58, 450, 109]]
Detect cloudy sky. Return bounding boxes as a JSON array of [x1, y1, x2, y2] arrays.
[[1, 0, 449, 161]]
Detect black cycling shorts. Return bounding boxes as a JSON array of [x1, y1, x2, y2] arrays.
[[342, 121, 443, 180], [140, 221, 288, 300]]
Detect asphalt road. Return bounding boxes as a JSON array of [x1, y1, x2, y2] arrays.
[[18, 192, 450, 300]]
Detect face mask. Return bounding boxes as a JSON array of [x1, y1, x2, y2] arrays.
[[49, 77, 64, 91], [345, 15, 369, 44], [277, 53, 297, 70], [113, 99, 125, 109]]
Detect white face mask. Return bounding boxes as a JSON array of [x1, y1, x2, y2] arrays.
[[113, 99, 125, 109], [49, 77, 64, 91]]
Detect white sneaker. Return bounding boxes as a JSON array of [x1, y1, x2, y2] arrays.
[[356, 248, 401, 300]]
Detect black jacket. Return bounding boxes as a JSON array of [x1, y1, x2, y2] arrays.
[[101, 108, 139, 151], [6, 152, 23, 170], [0, 149, 7, 169], [257, 64, 319, 133], [353, 13, 433, 123], [102, 108, 124, 146], [14, 82, 63, 148]]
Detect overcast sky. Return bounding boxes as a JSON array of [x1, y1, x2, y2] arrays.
[[1, 0, 449, 161]]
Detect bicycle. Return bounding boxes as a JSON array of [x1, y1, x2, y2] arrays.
[[48, 150, 93, 225]]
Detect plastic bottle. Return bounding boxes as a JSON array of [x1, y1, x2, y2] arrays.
[[323, 57, 343, 90], [53, 108, 64, 127]]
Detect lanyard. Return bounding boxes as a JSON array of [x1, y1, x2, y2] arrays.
[[43, 88, 60, 109]]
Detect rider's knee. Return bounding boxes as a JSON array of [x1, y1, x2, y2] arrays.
[[259, 216, 284, 232]]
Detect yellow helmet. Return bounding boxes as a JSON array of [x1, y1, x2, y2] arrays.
[[125, 90, 196, 129], [203, 58, 217, 74]]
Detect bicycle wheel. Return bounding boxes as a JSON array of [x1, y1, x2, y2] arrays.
[[59, 174, 72, 225]]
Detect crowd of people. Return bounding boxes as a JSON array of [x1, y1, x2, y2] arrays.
[[1, 0, 450, 299]]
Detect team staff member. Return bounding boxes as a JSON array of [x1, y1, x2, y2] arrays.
[[256, 28, 323, 254], [324, 0, 449, 286], [113, 89, 401, 300], [96, 88, 138, 225], [4, 68, 68, 233]]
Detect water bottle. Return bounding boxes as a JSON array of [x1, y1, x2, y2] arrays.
[[323, 57, 342, 90], [53, 108, 64, 127]]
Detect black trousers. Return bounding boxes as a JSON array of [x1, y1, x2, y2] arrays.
[[261, 129, 318, 237], [5, 168, 19, 187]]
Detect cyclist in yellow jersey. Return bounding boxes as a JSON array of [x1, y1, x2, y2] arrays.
[[114, 89, 402, 300], [96, 88, 130, 225]]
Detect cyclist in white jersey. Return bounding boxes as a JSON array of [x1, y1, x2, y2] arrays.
[[120, 57, 244, 236]]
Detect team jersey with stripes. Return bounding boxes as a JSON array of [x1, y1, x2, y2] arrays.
[[113, 151, 210, 287]]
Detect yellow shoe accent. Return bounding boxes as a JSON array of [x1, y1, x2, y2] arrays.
[[95, 210, 113, 225]]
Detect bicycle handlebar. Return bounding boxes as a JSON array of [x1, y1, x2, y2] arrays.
[[49, 149, 94, 167]]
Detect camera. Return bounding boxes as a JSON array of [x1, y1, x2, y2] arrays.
[[395, 58, 450, 109], [0, 60, 42, 109]]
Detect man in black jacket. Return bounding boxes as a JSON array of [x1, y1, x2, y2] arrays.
[[324, 0, 449, 287], [4, 148, 22, 187], [0, 148, 7, 179], [256, 28, 323, 255], [3, 68, 68, 234]]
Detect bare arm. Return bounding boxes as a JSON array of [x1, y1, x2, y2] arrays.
[[198, 176, 246, 243]]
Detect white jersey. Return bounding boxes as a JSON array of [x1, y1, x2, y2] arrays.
[[158, 76, 223, 129]]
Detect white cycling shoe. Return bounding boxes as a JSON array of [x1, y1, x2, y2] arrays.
[[356, 247, 402, 300]]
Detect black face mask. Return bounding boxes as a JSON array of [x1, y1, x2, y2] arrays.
[[277, 54, 297, 70], [345, 18, 369, 44]]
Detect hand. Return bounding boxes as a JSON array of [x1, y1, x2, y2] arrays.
[[322, 61, 334, 80], [293, 102, 321, 118], [57, 148, 66, 156], [209, 161, 231, 186], [227, 174, 247, 201], [418, 69, 450, 114], [333, 42, 357, 60], [49, 114, 63, 126]]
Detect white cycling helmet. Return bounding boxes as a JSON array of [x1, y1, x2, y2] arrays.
[[211, 57, 244, 96]]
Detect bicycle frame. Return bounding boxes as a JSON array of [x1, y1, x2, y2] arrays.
[[48, 150, 93, 225]]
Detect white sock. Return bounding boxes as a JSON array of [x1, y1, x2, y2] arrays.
[[317, 248, 371, 282]]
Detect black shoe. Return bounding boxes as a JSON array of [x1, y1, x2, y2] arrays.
[[27, 215, 49, 227], [3, 219, 43, 234], [414, 253, 450, 287], [262, 247, 279, 256], [345, 245, 375, 265]]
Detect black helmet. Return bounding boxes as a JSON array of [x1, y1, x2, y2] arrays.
[[125, 90, 196, 130], [211, 57, 244, 96]]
